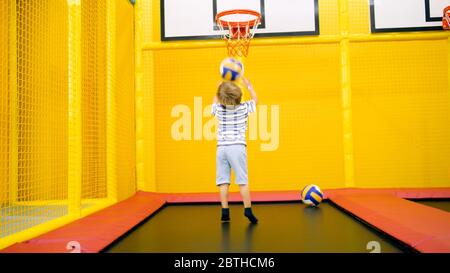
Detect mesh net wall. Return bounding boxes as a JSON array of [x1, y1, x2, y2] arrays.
[[0, 0, 136, 248], [0, 0, 69, 239]]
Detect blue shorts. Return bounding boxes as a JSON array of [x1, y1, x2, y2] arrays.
[[216, 145, 248, 186]]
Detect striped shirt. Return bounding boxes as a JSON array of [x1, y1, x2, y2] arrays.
[[211, 100, 257, 146]]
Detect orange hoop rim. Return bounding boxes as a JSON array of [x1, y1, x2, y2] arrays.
[[216, 9, 261, 28], [444, 5, 450, 30]]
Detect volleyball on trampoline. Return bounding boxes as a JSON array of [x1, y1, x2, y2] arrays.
[[301, 184, 323, 206], [220, 57, 244, 81]]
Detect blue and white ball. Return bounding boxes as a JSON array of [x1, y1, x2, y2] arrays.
[[301, 184, 323, 207], [220, 57, 244, 81]]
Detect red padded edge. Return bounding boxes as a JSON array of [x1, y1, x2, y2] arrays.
[[163, 191, 301, 203], [1, 192, 166, 253], [330, 194, 450, 253], [163, 188, 450, 203], [326, 188, 450, 199]]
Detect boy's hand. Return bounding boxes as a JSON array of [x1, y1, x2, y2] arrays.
[[241, 76, 257, 104], [214, 81, 222, 104], [241, 76, 253, 90]]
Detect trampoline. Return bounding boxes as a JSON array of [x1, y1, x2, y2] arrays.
[[104, 202, 405, 253], [4, 189, 450, 253]]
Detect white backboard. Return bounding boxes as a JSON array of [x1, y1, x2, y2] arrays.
[[161, 0, 319, 41], [371, 0, 450, 32], [426, 0, 450, 21]]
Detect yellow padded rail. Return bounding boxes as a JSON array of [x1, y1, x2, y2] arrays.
[[1, 1, 10, 209], [81, 0, 107, 201], [106, 0, 117, 202], [339, 0, 355, 187], [68, 0, 82, 217], [115, 0, 136, 201]]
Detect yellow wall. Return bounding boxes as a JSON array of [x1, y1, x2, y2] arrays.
[[137, 0, 450, 192], [351, 40, 450, 187], [151, 45, 345, 193]]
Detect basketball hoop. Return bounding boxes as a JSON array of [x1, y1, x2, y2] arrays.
[[216, 9, 261, 57], [443, 6, 450, 30]]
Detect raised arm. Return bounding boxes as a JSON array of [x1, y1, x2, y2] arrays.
[[242, 76, 258, 105], [214, 81, 221, 104]]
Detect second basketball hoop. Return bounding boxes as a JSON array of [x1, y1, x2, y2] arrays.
[[216, 9, 261, 57], [443, 6, 450, 30]]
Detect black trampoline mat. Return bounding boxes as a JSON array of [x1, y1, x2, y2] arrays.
[[415, 199, 450, 213], [105, 202, 405, 253]]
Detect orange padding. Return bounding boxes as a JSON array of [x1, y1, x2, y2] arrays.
[[164, 191, 301, 203], [1, 188, 450, 253], [330, 194, 450, 253], [326, 187, 450, 199]]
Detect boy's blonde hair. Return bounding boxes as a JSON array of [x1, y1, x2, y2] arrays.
[[217, 81, 242, 106]]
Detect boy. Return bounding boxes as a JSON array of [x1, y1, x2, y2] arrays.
[[211, 76, 258, 223]]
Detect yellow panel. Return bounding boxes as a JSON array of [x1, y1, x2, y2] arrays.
[[0, 1, 8, 206], [351, 40, 450, 188], [153, 44, 345, 193], [142, 0, 156, 44], [115, 0, 136, 201], [139, 51, 156, 192], [320, 0, 340, 36], [81, 0, 107, 200], [135, 0, 157, 192], [348, 0, 370, 35], [67, 0, 82, 218], [106, 0, 117, 202]]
